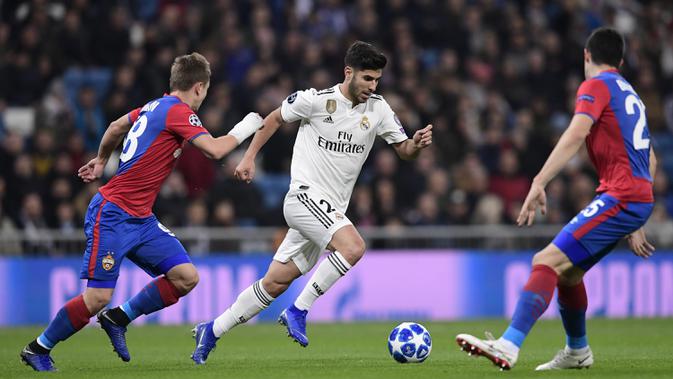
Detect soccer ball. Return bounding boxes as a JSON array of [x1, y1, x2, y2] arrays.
[[387, 322, 432, 363]]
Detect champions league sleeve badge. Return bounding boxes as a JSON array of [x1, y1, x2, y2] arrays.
[[188, 113, 202, 127]]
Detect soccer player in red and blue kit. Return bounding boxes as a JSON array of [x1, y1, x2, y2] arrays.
[[20, 53, 263, 371], [456, 28, 656, 371]]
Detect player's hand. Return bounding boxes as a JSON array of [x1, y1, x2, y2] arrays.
[[234, 156, 256, 183], [413, 124, 433, 149], [78, 157, 106, 183], [516, 182, 547, 226], [627, 227, 655, 259]]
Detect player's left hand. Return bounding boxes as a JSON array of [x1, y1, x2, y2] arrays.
[[627, 227, 655, 259], [413, 124, 433, 149], [517, 182, 547, 226], [78, 157, 106, 183]]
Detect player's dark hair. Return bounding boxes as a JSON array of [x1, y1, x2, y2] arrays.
[[344, 41, 387, 71], [585, 27, 624, 68], [169, 52, 211, 91]]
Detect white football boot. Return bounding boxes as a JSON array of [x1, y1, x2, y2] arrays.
[[456, 332, 519, 371], [535, 347, 593, 370]]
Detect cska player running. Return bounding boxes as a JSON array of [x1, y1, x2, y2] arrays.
[[20, 53, 263, 371], [190, 41, 433, 364], [456, 28, 656, 371]]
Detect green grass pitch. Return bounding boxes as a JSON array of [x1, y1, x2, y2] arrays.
[[2, 319, 672, 378]]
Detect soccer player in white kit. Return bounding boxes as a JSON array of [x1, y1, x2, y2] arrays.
[[191, 41, 433, 364]]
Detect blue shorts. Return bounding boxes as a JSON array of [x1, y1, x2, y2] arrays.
[[79, 193, 191, 288], [552, 193, 653, 271]]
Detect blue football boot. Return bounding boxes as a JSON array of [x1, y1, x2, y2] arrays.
[[97, 310, 131, 362], [278, 305, 309, 347], [20, 345, 56, 372], [191, 321, 219, 365]]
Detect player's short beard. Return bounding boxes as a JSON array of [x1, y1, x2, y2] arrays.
[[348, 79, 361, 104]]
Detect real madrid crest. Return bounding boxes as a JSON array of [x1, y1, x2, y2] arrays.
[[102, 252, 115, 271], [326, 99, 337, 114], [359, 115, 370, 131]]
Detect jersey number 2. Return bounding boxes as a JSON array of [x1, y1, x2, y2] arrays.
[[625, 95, 649, 150], [120, 115, 148, 162]]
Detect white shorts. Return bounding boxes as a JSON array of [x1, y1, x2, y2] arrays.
[[273, 186, 352, 274]]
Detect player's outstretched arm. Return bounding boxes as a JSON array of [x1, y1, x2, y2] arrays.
[[517, 114, 593, 226], [235, 107, 285, 183], [191, 112, 263, 160], [392, 124, 433, 160], [78, 113, 132, 183]]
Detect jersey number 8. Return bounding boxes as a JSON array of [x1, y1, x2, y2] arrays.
[[120, 115, 148, 163]]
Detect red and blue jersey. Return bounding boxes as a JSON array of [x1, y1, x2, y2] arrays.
[[99, 95, 209, 217], [574, 69, 653, 203]]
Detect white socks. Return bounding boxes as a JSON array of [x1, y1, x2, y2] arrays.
[[294, 251, 352, 311], [212, 280, 274, 337], [227, 112, 264, 144]]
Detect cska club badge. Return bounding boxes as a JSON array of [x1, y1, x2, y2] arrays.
[[359, 115, 370, 131], [102, 252, 115, 271], [326, 99, 337, 114]]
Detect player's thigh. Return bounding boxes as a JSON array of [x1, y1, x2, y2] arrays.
[[326, 224, 366, 264], [128, 219, 192, 278], [79, 194, 135, 288], [273, 228, 323, 275], [551, 194, 652, 271]]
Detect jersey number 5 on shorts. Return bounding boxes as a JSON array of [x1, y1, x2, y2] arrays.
[[571, 199, 606, 224], [120, 115, 148, 163]]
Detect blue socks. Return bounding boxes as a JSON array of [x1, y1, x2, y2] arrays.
[[502, 265, 558, 348], [38, 295, 92, 350], [120, 277, 181, 322], [558, 281, 588, 349]]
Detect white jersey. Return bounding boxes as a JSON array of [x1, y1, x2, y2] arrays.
[[280, 84, 408, 211]]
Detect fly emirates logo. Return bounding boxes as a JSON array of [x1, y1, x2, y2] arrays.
[[317, 131, 366, 154]]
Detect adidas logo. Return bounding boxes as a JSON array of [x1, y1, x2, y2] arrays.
[[322, 116, 334, 124]]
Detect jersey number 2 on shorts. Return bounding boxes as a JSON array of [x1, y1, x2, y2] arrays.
[[120, 115, 148, 162]]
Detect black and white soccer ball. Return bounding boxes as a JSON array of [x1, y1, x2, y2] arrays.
[[388, 322, 432, 363]]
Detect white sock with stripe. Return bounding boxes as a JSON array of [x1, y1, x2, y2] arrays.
[[294, 251, 351, 311], [212, 280, 274, 337]]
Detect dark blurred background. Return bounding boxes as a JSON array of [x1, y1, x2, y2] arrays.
[[1, 0, 672, 255]]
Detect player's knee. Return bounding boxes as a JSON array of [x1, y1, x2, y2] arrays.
[[339, 238, 366, 265], [84, 290, 113, 313], [179, 270, 199, 294], [261, 277, 289, 298], [169, 269, 199, 295], [531, 247, 572, 275]]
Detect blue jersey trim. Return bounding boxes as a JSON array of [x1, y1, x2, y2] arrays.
[[87, 279, 117, 288], [552, 231, 593, 269], [188, 131, 208, 142], [156, 254, 192, 275]]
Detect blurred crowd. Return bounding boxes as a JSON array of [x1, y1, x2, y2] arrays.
[[2, 0, 673, 254]]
